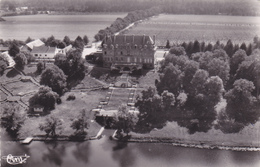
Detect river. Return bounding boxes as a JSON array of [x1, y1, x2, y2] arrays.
[[1, 130, 260, 167], [0, 14, 126, 41]]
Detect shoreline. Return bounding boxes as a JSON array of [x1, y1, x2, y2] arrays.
[[7, 133, 259, 152]]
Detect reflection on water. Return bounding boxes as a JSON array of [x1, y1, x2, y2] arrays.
[[1, 133, 260, 167]]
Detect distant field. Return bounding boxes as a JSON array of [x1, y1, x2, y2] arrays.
[[123, 14, 260, 45]]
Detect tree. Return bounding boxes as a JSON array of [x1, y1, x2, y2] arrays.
[[190, 69, 209, 96], [169, 46, 186, 56], [240, 42, 247, 52], [73, 40, 84, 51], [57, 41, 66, 49], [63, 36, 71, 46], [71, 109, 89, 136], [14, 53, 28, 70], [83, 35, 89, 45], [21, 51, 35, 64], [161, 90, 175, 111], [37, 61, 45, 74], [192, 40, 201, 53], [0, 60, 7, 75], [225, 79, 259, 125], [112, 104, 138, 137], [0, 103, 25, 137], [9, 44, 20, 57], [29, 86, 59, 112], [182, 60, 199, 93], [46, 35, 55, 46], [165, 40, 170, 49], [25, 37, 33, 44], [156, 63, 183, 95], [230, 49, 246, 76], [224, 39, 234, 58], [207, 58, 230, 86], [54, 49, 86, 81], [215, 108, 245, 133], [39, 116, 63, 137], [40, 65, 67, 95]]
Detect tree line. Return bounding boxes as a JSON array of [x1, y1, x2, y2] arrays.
[[1, 0, 258, 16], [135, 37, 260, 134], [94, 6, 162, 41]]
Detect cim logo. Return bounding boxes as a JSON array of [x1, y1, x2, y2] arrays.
[[2, 154, 30, 165]]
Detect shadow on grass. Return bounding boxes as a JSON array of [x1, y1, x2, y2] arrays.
[[6, 68, 20, 78]]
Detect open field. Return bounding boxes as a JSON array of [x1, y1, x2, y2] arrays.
[[123, 14, 260, 45]]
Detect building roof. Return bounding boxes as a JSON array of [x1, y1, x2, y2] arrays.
[[103, 35, 154, 46], [26, 39, 45, 50], [1, 51, 15, 68], [0, 46, 9, 52], [31, 45, 56, 54]]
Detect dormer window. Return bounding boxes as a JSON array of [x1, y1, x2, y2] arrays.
[[134, 44, 137, 49]]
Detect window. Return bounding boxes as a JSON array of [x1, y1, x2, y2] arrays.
[[45, 54, 47, 57], [104, 51, 107, 55], [121, 51, 123, 55], [115, 57, 118, 61], [35, 54, 38, 57]]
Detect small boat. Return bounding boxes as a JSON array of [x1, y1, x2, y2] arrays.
[[21, 137, 34, 144]]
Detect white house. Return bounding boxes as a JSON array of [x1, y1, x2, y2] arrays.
[[31, 45, 58, 61]]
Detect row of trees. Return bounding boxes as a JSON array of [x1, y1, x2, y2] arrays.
[[135, 39, 260, 134], [94, 6, 162, 41], [2, 0, 258, 16], [166, 37, 260, 59]]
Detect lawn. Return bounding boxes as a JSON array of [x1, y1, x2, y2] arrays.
[[0, 90, 7, 101], [73, 75, 105, 90], [18, 90, 106, 139], [104, 88, 130, 110]]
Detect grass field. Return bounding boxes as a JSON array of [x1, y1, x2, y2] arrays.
[[123, 14, 260, 45], [104, 88, 130, 110], [18, 90, 105, 138], [3, 81, 39, 96]]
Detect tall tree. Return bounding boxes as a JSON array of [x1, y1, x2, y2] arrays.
[[165, 40, 170, 49], [0, 103, 25, 137], [83, 35, 89, 45], [54, 49, 86, 81], [112, 104, 139, 137], [39, 116, 63, 137], [40, 65, 67, 95], [225, 79, 259, 125], [63, 36, 71, 46], [230, 49, 246, 76], [29, 86, 59, 112], [9, 43, 20, 57], [71, 109, 89, 136], [14, 52, 28, 70]]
